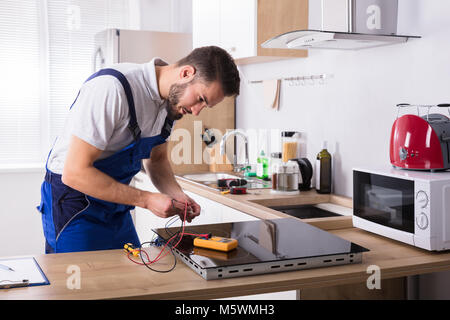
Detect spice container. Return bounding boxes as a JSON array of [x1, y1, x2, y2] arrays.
[[285, 160, 300, 191], [269, 152, 282, 179], [271, 162, 281, 190], [271, 160, 300, 195], [281, 131, 301, 162]]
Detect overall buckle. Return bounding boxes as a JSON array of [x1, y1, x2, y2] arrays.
[[128, 123, 141, 141]]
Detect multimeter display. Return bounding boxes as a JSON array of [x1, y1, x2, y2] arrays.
[[193, 236, 238, 252]]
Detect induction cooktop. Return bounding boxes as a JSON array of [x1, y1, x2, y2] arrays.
[[268, 204, 342, 219], [153, 218, 369, 280]]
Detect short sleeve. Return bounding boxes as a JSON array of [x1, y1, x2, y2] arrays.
[[69, 76, 127, 150]]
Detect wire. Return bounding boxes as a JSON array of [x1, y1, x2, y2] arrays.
[[165, 214, 181, 237], [126, 201, 209, 273]]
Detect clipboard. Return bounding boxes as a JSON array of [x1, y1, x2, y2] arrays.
[[0, 257, 50, 289]]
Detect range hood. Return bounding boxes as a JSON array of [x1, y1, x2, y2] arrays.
[[262, 29, 420, 51], [262, 0, 420, 51]]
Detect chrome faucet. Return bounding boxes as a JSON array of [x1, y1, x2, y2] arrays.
[[220, 129, 249, 172]]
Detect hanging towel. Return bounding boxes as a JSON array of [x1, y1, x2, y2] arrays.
[[263, 79, 281, 110]]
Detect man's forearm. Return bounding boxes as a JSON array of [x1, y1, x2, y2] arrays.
[[62, 166, 149, 208], [144, 159, 183, 198]]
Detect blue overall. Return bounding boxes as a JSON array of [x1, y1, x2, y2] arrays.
[[37, 69, 173, 253]]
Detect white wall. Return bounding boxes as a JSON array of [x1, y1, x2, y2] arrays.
[[235, 0, 450, 299], [0, 169, 46, 256], [236, 0, 450, 197]]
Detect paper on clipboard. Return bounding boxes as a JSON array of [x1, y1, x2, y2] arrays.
[[0, 257, 49, 288]]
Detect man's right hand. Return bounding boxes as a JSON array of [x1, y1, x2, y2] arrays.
[[141, 192, 189, 220]]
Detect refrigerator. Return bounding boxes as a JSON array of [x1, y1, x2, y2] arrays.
[[93, 29, 192, 72]]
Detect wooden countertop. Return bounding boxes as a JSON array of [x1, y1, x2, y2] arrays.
[[3, 226, 450, 300], [3, 174, 450, 300], [175, 174, 354, 231]]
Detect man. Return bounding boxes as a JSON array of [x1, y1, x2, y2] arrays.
[[37, 46, 240, 253]]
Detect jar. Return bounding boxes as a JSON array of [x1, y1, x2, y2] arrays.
[[271, 162, 282, 190], [285, 160, 300, 192], [269, 152, 282, 178], [281, 131, 301, 162], [272, 161, 299, 192]]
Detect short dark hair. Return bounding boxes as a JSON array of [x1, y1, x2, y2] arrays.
[[176, 46, 240, 96]]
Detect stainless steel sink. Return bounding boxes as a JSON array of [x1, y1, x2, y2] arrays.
[[181, 172, 241, 183], [177, 172, 272, 191]]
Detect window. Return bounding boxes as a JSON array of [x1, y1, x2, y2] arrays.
[[0, 0, 131, 166], [0, 1, 41, 164]]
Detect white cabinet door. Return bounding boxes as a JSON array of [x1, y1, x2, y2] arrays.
[[185, 192, 258, 224], [192, 0, 256, 59], [185, 191, 223, 225], [192, 0, 221, 48], [221, 205, 258, 223], [219, 0, 256, 59]]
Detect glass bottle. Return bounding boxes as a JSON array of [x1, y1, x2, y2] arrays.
[[315, 141, 332, 194], [256, 150, 268, 179]]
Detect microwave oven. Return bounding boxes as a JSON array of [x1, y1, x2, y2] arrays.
[[353, 167, 450, 251]]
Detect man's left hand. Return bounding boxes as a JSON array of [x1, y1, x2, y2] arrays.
[[172, 193, 201, 223]]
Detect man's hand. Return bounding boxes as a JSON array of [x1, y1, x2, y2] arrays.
[[141, 192, 200, 222], [171, 193, 201, 223], [143, 143, 201, 222], [141, 192, 183, 219]]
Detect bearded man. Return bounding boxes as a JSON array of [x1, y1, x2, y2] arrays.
[[37, 46, 240, 253]]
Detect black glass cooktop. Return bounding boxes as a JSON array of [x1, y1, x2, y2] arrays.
[[153, 218, 369, 280], [268, 204, 342, 219]]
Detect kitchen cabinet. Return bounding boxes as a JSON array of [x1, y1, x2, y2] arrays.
[[222, 206, 258, 223], [192, 0, 308, 64]]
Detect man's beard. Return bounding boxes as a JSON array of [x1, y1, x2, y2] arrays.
[[166, 81, 190, 120]]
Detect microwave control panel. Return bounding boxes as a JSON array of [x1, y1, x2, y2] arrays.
[[415, 182, 430, 234], [415, 190, 429, 209]]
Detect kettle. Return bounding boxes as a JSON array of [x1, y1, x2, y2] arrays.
[[291, 158, 313, 190]]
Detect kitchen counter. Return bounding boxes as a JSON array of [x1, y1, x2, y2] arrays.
[[3, 226, 450, 300], [3, 174, 450, 299], [175, 174, 354, 231]]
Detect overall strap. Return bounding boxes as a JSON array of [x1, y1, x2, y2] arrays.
[[70, 68, 141, 141], [160, 116, 174, 141]]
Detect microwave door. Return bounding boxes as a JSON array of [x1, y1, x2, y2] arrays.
[[354, 171, 415, 234]]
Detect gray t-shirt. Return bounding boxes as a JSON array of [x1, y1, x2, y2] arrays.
[[47, 58, 170, 174]]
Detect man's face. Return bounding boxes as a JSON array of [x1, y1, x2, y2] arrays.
[[166, 79, 224, 120]]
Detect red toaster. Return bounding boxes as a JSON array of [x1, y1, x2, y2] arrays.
[[390, 103, 450, 171]]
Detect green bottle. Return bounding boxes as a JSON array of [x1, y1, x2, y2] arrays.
[[257, 150, 268, 179], [315, 141, 332, 194]]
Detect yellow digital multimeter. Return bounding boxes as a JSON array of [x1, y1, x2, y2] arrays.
[[193, 236, 238, 252]]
